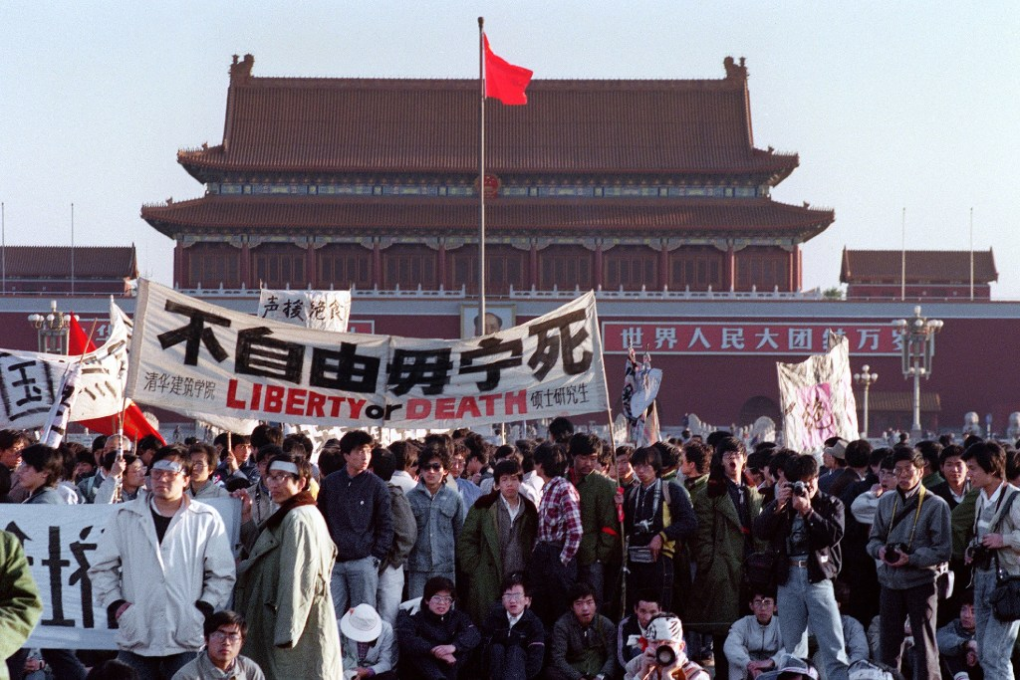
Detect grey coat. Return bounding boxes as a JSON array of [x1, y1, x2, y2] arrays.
[[866, 486, 952, 590]]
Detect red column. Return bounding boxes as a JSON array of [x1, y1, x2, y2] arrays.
[[174, 241, 184, 288], [529, 244, 538, 289], [788, 248, 796, 292], [372, 242, 382, 288], [438, 244, 447, 289], [659, 244, 669, 289], [240, 242, 251, 289], [306, 242, 316, 288], [797, 247, 803, 290], [594, 244, 603, 290], [726, 245, 736, 291]]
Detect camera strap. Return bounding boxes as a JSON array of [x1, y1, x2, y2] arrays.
[[888, 485, 926, 551], [974, 484, 1012, 539]]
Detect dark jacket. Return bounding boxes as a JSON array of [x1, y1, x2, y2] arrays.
[[481, 603, 545, 680], [623, 478, 697, 557], [317, 467, 394, 561], [397, 606, 481, 664], [754, 490, 844, 585]]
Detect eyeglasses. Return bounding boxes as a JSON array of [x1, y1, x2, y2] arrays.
[[191, 462, 208, 470], [430, 595, 453, 604], [151, 470, 183, 481], [266, 472, 297, 483], [752, 598, 775, 607], [722, 453, 743, 461], [502, 593, 525, 601], [421, 464, 444, 472], [209, 630, 242, 643], [893, 466, 918, 477]]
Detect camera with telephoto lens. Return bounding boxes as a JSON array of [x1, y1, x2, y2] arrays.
[[654, 644, 677, 668], [966, 539, 994, 570], [787, 481, 807, 497], [885, 542, 909, 563]]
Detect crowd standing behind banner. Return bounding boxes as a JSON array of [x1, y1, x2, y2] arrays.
[[7, 422, 1020, 680]]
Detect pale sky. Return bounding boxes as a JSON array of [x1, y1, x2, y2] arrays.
[[2, 2, 1018, 297]]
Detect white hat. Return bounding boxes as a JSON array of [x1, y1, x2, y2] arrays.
[[340, 604, 382, 643]]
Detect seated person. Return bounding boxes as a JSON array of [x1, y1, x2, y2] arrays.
[[397, 576, 480, 680], [618, 590, 663, 669], [481, 572, 545, 680], [171, 610, 265, 680], [624, 613, 710, 680], [340, 603, 397, 680], [547, 582, 618, 680], [834, 581, 870, 668], [867, 617, 913, 678], [724, 588, 784, 679], [937, 590, 981, 680], [755, 655, 819, 680]]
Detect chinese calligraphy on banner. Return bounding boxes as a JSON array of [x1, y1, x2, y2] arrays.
[[257, 289, 352, 332], [0, 303, 130, 429], [603, 322, 903, 356], [777, 333, 860, 453], [5, 499, 240, 650], [127, 281, 608, 429]]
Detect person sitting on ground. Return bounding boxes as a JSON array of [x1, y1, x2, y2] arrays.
[[547, 581, 618, 680], [617, 590, 663, 669], [396, 576, 480, 680], [755, 654, 820, 680], [340, 603, 397, 680], [480, 572, 545, 680], [624, 613, 710, 680], [936, 588, 980, 680], [724, 587, 785, 679], [171, 610, 265, 680]]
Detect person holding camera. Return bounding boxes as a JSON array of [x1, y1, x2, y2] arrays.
[[753, 453, 849, 680], [866, 447, 952, 680], [961, 440, 1020, 680], [623, 613, 710, 680]]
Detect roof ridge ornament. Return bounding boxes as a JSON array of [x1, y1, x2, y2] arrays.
[[230, 54, 255, 83], [723, 56, 747, 81]]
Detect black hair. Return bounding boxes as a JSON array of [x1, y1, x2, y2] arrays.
[[500, 571, 531, 597], [548, 417, 575, 443], [533, 441, 568, 478], [0, 428, 30, 452], [784, 454, 819, 483], [203, 609, 248, 639], [266, 453, 312, 486], [339, 430, 374, 455], [188, 443, 218, 469], [21, 443, 64, 487], [318, 446, 345, 478], [492, 459, 523, 484], [370, 447, 397, 482], [418, 445, 451, 472], [915, 440, 943, 471], [938, 444, 965, 467], [567, 581, 597, 604], [961, 440, 1006, 479], [250, 424, 282, 450], [845, 439, 873, 468], [682, 442, 710, 476], [568, 432, 602, 458], [153, 445, 193, 477], [423, 576, 456, 602], [892, 446, 924, 470], [631, 446, 663, 475]]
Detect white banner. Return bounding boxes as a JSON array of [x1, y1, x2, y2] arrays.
[[257, 289, 351, 332], [127, 281, 608, 430], [777, 333, 860, 453], [5, 498, 241, 649], [0, 307, 129, 430]]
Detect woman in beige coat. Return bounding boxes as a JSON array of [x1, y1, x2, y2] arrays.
[[234, 453, 342, 679]]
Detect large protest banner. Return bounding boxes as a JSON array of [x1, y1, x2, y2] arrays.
[[5, 498, 241, 649], [0, 304, 130, 430], [257, 288, 351, 332], [777, 333, 859, 453], [126, 280, 608, 429]]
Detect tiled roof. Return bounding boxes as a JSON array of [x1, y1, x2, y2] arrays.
[[141, 195, 833, 241], [177, 56, 799, 180], [0, 246, 137, 278], [864, 391, 941, 413], [841, 249, 997, 284]]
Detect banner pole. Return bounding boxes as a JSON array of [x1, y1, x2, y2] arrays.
[[477, 17, 486, 337]]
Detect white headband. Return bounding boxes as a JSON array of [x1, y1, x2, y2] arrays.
[[152, 460, 183, 473], [268, 461, 300, 476]]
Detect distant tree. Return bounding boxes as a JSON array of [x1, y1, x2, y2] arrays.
[[822, 287, 845, 300]]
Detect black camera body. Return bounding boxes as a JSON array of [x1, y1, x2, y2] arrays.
[[885, 542, 910, 562], [655, 644, 677, 668], [788, 481, 807, 497], [967, 540, 994, 570]]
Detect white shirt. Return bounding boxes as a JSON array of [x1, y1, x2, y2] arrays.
[[500, 493, 522, 523], [507, 610, 524, 628]]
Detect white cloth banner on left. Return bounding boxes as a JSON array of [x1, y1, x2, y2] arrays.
[[0, 304, 129, 429], [4, 498, 241, 650], [777, 332, 859, 453], [257, 288, 351, 332]]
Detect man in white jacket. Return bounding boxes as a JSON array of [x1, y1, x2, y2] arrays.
[[90, 447, 236, 680], [724, 589, 785, 680]]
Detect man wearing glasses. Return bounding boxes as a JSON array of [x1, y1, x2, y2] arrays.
[[171, 610, 265, 680], [866, 447, 952, 680], [406, 445, 465, 600], [90, 446, 236, 680]]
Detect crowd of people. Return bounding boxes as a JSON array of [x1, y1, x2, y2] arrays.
[[2, 420, 1020, 680]]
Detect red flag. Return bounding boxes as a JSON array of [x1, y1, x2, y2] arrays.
[[69, 315, 165, 444], [484, 35, 533, 105]]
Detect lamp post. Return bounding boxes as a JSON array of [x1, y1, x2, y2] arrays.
[[853, 364, 879, 439], [27, 300, 74, 354], [892, 306, 943, 437]]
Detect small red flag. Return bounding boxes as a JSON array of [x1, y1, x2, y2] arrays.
[[484, 35, 533, 105]]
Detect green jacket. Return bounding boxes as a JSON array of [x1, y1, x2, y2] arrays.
[[235, 493, 343, 680], [0, 530, 42, 680], [456, 490, 538, 624], [686, 477, 764, 627], [951, 488, 980, 560], [571, 470, 621, 566]]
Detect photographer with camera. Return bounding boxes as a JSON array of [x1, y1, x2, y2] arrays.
[[623, 613, 710, 680], [866, 447, 951, 680], [961, 440, 1020, 680], [753, 453, 849, 680]]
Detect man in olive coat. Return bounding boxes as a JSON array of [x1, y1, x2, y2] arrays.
[[457, 459, 538, 624]]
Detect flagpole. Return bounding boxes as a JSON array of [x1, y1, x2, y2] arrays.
[[969, 207, 974, 301], [1, 201, 6, 295], [477, 16, 486, 336], [900, 207, 906, 301], [71, 203, 76, 297]]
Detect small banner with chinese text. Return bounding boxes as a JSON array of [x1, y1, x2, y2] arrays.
[[776, 333, 859, 453], [127, 281, 608, 429], [257, 288, 351, 332]]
